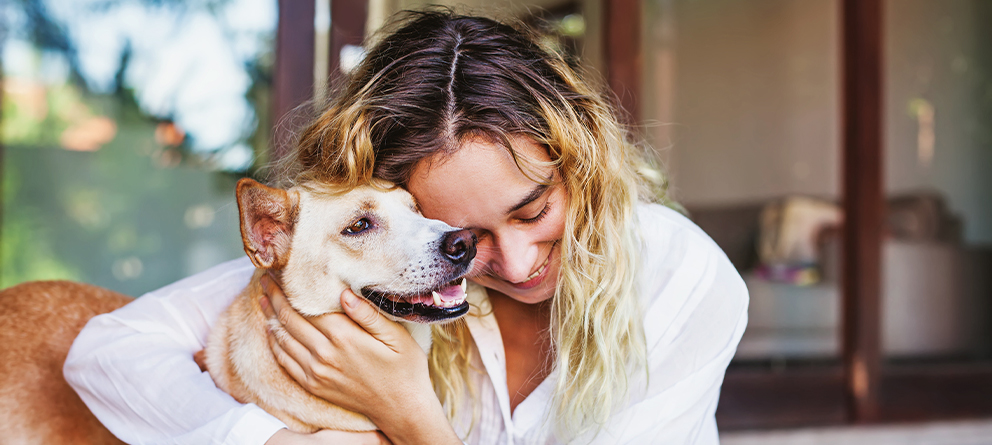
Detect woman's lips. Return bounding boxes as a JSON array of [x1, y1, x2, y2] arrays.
[[510, 244, 556, 290], [522, 253, 551, 282]]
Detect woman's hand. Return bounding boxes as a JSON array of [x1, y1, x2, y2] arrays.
[[264, 428, 391, 445], [259, 275, 461, 445]]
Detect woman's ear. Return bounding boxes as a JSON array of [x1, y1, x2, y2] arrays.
[[236, 178, 299, 269]]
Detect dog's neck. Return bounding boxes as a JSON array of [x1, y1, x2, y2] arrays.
[[260, 268, 433, 353]]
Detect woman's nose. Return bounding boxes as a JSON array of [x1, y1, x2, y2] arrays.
[[485, 231, 537, 283]]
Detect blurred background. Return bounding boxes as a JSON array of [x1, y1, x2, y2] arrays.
[[2, 0, 991, 441], [1, 0, 274, 297]]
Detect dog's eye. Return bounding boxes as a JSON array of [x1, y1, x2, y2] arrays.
[[343, 218, 372, 235]]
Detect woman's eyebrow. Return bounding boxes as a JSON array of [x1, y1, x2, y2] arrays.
[[507, 173, 554, 214]]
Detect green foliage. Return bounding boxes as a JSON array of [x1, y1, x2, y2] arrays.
[[0, 194, 82, 288], [1, 82, 87, 148]]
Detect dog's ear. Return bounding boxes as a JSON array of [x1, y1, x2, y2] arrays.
[[236, 178, 299, 269]]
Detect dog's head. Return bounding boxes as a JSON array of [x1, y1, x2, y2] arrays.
[[236, 178, 475, 323]]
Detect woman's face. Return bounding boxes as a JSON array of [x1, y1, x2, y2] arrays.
[[407, 136, 566, 305]]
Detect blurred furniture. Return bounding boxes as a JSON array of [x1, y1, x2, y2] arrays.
[[688, 194, 992, 360]]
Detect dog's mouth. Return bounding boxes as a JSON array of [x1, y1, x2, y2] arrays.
[[360, 278, 469, 323]]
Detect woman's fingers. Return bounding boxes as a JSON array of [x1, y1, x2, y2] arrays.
[[260, 275, 333, 357], [257, 274, 432, 420], [269, 336, 313, 389], [337, 290, 407, 351]]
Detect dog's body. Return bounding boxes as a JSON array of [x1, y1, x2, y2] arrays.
[[0, 179, 475, 442], [0, 281, 130, 445]]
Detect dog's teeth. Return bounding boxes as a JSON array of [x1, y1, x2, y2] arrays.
[[432, 291, 443, 307], [460, 278, 467, 294]]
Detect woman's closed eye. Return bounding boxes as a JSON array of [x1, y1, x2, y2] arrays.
[[519, 201, 552, 224]]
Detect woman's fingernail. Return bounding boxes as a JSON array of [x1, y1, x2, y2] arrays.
[[342, 291, 358, 308]]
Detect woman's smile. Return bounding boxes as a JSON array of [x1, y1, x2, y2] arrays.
[[519, 247, 551, 283], [508, 241, 557, 289]]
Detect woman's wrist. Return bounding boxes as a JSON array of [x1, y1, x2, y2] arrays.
[[265, 428, 392, 445], [370, 394, 461, 445], [262, 396, 458, 445], [264, 429, 303, 445]]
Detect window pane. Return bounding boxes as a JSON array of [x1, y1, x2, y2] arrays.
[[644, 0, 843, 362], [1, 0, 277, 296], [883, 0, 992, 362]]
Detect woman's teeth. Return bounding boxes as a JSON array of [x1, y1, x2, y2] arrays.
[[524, 255, 551, 282]]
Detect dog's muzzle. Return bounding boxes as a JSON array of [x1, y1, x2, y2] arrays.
[[361, 279, 470, 323], [360, 229, 476, 323]]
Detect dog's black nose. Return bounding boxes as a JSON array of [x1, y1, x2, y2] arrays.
[[441, 229, 477, 265]]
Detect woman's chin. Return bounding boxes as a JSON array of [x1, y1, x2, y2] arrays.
[[472, 276, 557, 305]]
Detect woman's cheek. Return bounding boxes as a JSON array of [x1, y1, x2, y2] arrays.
[[466, 234, 495, 277], [544, 193, 568, 241]]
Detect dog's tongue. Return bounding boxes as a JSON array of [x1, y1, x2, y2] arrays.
[[438, 284, 463, 302], [431, 279, 467, 308]]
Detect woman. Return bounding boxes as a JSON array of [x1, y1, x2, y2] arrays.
[[65, 10, 748, 445]]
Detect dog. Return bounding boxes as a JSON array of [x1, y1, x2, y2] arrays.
[[0, 178, 476, 442], [0, 281, 130, 444]]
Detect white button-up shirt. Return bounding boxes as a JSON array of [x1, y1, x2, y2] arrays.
[[64, 203, 748, 444]]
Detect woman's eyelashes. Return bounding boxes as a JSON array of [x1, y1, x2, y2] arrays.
[[519, 201, 552, 224]]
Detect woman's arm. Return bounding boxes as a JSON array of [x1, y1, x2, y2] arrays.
[[63, 258, 291, 444], [259, 276, 462, 445]]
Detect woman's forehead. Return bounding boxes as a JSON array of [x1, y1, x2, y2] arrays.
[[406, 137, 554, 220]]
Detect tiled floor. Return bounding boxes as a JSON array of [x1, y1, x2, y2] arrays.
[[721, 419, 992, 445]]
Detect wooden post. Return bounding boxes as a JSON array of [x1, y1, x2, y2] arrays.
[[272, 0, 316, 160], [0, 56, 4, 285], [0, 27, 6, 285], [841, 0, 884, 423], [604, 0, 641, 124], [328, 0, 368, 84]]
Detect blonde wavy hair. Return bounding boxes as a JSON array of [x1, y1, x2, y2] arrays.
[[275, 9, 671, 440]]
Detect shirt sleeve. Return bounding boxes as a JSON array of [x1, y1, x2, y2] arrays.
[[585, 207, 749, 444], [63, 257, 289, 445]]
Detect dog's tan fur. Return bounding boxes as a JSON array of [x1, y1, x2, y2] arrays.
[[0, 281, 130, 444], [0, 178, 472, 441]]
